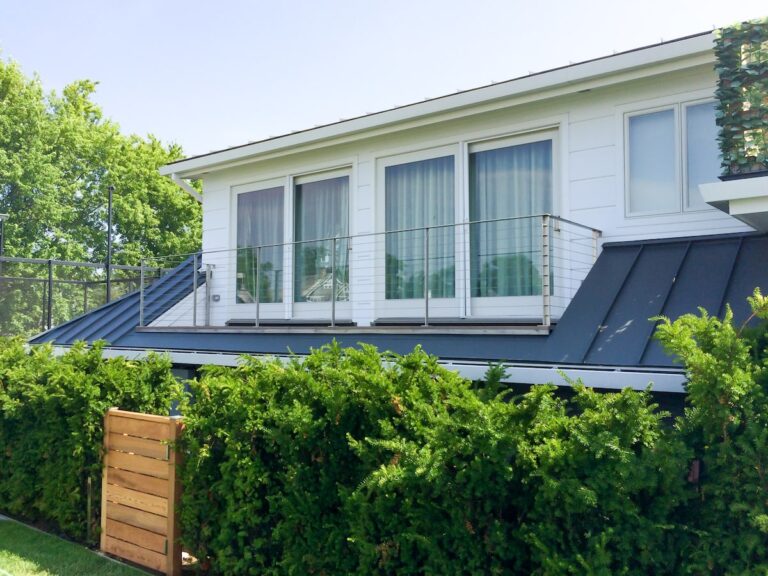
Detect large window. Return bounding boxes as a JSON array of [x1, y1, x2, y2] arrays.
[[236, 186, 284, 303], [294, 174, 349, 303], [385, 155, 455, 300], [627, 101, 719, 216], [469, 137, 553, 297]]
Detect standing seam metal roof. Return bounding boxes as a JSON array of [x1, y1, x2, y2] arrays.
[[30, 233, 768, 369]]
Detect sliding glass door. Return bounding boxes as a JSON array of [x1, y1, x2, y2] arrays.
[[293, 172, 350, 317], [468, 135, 553, 316], [236, 185, 284, 304]]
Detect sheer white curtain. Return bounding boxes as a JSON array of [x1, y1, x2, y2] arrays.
[[294, 176, 349, 302], [469, 139, 552, 297], [385, 156, 454, 299], [236, 187, 284, 303]]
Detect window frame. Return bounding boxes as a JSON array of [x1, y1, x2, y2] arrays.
[[375, 144, 462, 319], [624, 98, 718, 218], [230, 178, 287, 314], [464, 129, 559, 318], [682, 99, 720, 213], [291, 166, 353, 319]]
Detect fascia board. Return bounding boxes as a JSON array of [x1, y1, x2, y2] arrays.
[[161, 33, 714, 179], [49, 345, 686, 393]]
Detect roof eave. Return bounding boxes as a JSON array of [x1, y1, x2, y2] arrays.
[[160, 31, 715, 179]]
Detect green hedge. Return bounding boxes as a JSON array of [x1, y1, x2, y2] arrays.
[[179, 345, 687, 575], [179, 291, 768, 574], [0, 339, 180, 543], [3, 289, 768, 573], [714, 17, 768, 176]]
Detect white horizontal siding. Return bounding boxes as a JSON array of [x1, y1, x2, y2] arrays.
[[189, 59, 750, 328]]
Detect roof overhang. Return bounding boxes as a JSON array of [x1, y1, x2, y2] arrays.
[[700, 174, 768, 232], [46, 345, 687, 393], [161, 32, 715, 179]]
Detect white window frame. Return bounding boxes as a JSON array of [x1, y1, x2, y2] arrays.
[[465, 129, 559, 320], [624, 98, 718, 218], [291, 166, 353, 321], [682, 99, 720, 213], [375, 144, 462, 320], [230, 177, 286, 321]]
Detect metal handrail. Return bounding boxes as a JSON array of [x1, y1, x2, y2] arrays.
[[143, 215, 601, 263], [140, 214, 603, 329]]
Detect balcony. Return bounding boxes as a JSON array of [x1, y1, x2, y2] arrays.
[[138, 215, 600, 332]]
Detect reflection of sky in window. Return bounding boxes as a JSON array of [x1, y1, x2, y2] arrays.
[[629, 109, 676, 213], [686, 102, 720, 210]]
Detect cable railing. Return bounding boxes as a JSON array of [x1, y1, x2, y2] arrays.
[[139, 215, 601, 330]]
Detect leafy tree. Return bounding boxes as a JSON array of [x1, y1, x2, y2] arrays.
[[0, 59, 201, 335], [0, 58, 201, 264]]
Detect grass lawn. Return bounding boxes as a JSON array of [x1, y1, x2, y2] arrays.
[[0, 517, 147, 576]]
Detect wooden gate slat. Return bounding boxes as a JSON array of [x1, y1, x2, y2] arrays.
[[108, 468, 169, 498], [107, 481, 169, 517], [108, 450, 169, 479], [106, 502, 167, 536], [104, 536, 166, 572], [109, 432, 168, 460], [110, 415, 172, 441], [106, 518, 167, 554]]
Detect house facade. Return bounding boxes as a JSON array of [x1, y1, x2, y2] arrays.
[[33, 29, 768, 394]]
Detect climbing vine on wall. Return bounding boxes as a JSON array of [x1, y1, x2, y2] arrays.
[[714, 17, 768, 177]]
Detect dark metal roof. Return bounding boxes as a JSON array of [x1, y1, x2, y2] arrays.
[[31, 233, 768, 369]]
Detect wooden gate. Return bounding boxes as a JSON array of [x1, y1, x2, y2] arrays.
[[100, 408, 183, 575]]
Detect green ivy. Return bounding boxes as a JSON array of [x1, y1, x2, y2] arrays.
[[714, 17, 768, 176], [0, 338, 180, 543]]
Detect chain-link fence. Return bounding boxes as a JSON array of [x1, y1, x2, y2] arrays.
[[0, 257, 161, 337]]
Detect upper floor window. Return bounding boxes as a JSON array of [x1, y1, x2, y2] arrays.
[[236, 185, 284, 303], [469, 135, 553, 297], [626, 101, 720, 216], [294, 172, 349, 303], [385, 155, 455, 300]]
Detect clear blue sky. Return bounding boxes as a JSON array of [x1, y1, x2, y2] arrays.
[[0, 0, 765, 157]]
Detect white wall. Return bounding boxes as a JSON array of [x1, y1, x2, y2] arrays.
[[166, 61, 751, 328]]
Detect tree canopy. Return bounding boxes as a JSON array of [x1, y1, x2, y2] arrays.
[[0, 58, 201, 264]]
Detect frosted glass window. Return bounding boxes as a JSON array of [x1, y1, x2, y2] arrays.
[[628, 109, 677, 214], [686, 102, 720, 211]]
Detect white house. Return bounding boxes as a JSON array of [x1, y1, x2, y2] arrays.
[[34, 28, 768, 395]]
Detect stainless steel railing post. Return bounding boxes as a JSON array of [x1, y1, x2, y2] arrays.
[[192, 253, 198, 327], [331, 237, 337, 327], [255, 246, 261, 328], [423, 227, 430, 327], [541, 215, 551, 327], [205, 263, 212, 327], [139, 258, 145, 327]]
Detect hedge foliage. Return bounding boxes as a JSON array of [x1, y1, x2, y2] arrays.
[[0, 339, 180, 543], [178, 345, 684, 575], [179, 290, 768, 574], [3, 290, 768, 573]]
